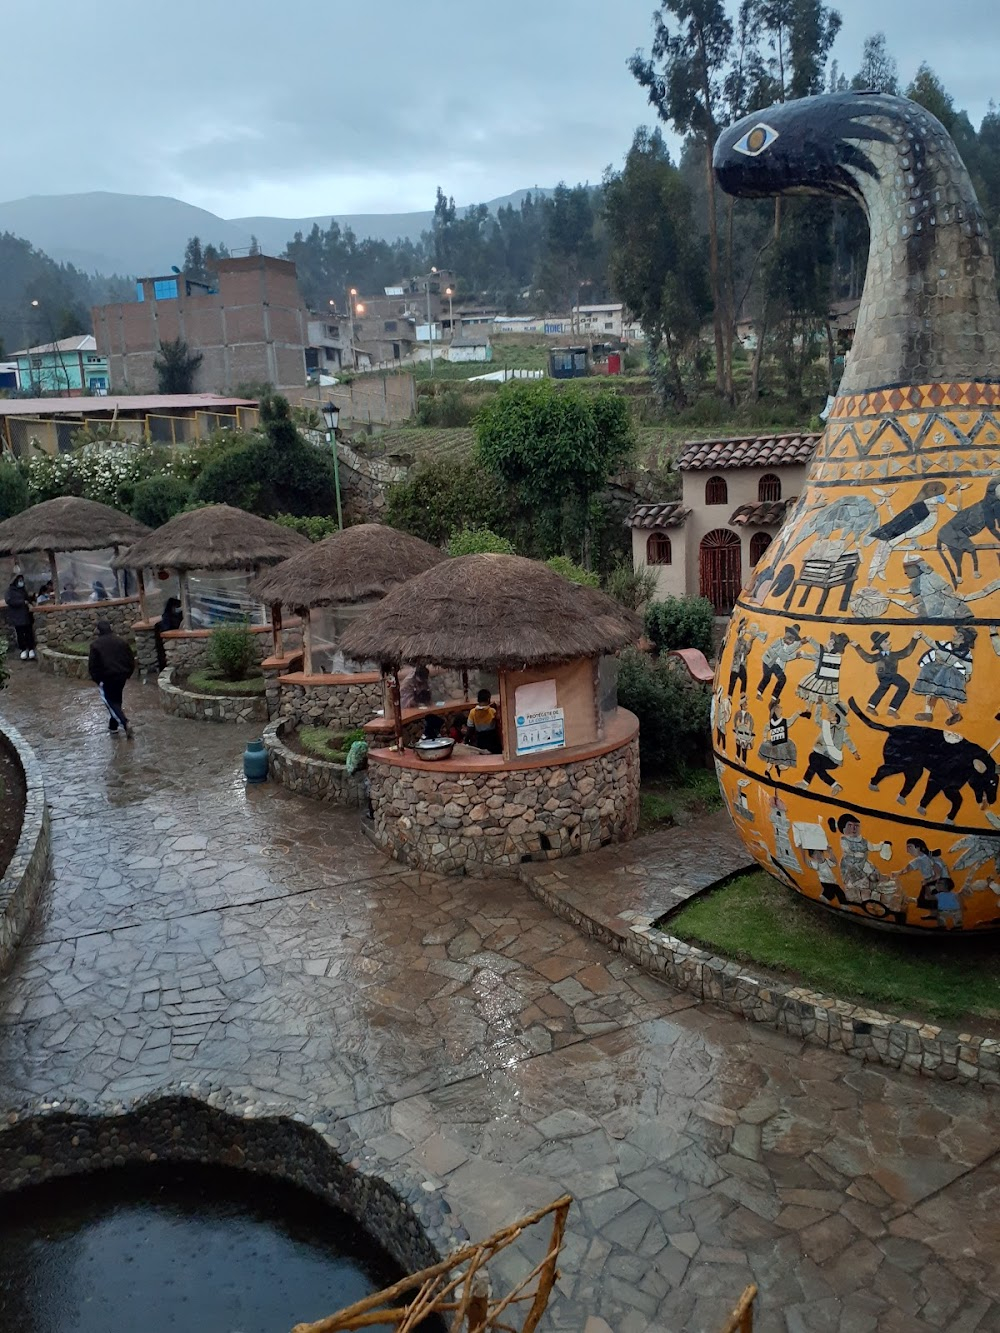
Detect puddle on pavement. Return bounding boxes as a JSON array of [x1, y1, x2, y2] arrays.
[[0, 1163, 443, 1332]]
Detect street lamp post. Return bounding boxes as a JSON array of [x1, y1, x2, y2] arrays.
[[426, 267, 437, 375], [348, 288, 358, 369], [445, 286, 454, 341], [322, 400, 344, 531]]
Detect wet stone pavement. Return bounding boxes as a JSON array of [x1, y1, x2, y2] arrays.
[[2, 673, 1000, 1332]]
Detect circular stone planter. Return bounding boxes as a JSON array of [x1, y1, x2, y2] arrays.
[[263, 719, 366, 805], [37, 647, 90, 680], [0, 720, 50, 976], [0, 1086, 462, 1278], [158, 667, 267, 725]]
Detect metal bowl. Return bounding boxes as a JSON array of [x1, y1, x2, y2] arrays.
[[413, 737, 456, 762]]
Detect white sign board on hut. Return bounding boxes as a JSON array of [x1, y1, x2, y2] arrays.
[[514, 681, 565, 755]]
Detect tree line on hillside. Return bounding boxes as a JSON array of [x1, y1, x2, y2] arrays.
[[0, 234, 132, 365]]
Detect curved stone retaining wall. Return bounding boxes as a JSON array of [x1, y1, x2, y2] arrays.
[[0, 720, 49, 976], [33, 597, 139, 649], [263, 720, 366, 805], [0, 1088, 459, 1275], [368, 714, 640, 876], [274, 672, 384, 731], [158, 667, 267, 724], [37, 646, 90, 680]]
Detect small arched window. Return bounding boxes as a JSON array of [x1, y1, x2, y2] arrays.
[[705, 475, 728, 505], [758, 473, 781, 502], [646, 533, 672, 565], [750, 531, 772, 566]]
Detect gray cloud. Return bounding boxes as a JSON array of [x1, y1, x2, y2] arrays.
[[2, 0, 997, 217]]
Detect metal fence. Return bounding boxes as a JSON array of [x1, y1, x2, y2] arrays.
[[2, 406, 259, 458]]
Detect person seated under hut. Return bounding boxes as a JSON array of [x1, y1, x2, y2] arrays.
[[447, 713, 466, 743], [467, 688, 502, 754], [400, 664, 432, 709], [421, 714, 445, 742]]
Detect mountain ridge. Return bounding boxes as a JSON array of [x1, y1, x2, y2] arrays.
[[0, 188, 549, 279]]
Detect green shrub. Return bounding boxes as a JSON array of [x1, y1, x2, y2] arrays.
[[385, 460, 509, 546], [207, 621, 257, 681], [416, 387, 477, 427], [616, 647, 711, 778], [644, 595, 715, 657], [132, 474, 192, 527], [448, 526, 516, 556], [274, 513, 339, 542], [0, 461, 28, 519], [603, 557, 657, 610], [545, 555, 599, 587]]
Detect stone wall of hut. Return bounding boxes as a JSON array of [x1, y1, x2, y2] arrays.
[[274, 675, 384, 731], [32, 598, 140, 650], [367, 727, 640, 876], [162, 623, 301, 675]]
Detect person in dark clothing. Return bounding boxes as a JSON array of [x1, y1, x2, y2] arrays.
[[154, 596, 183, 671], [88, 620, 136, 737], [5, 574, 36, 660]]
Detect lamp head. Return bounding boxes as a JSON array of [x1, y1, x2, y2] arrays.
[[322, 401, 340, 432]]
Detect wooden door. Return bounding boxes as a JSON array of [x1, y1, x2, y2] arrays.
[[699, 529, 742, 614]]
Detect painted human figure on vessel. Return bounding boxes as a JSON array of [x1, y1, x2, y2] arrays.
[[758, 703, 807, 780], [733, 696, 755, 764], [726, 618, 765, 696], [895, 837, 963, 928], [711, 687, 733, 751], [936, 479, 1000, 586], [796, 632, 849, 717], [892, 556, 1000, 621], [850, 631, 920, 717], [912, 627, 976, 725], [756, 624, 805, 704], [798, 700, 859, 795]]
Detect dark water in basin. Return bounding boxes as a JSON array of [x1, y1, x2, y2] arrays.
[[0, 1163, 439, 1333]]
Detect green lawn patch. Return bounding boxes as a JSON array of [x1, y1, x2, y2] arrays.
[[186, 669, 265, 696], [668, 871, 1000, 1025], [638, 769, 724, 834], [53, 640, 91, 657], [297, 727, 352, 764]]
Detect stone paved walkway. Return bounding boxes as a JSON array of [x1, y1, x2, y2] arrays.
[[2, 673, 1000, 1332]]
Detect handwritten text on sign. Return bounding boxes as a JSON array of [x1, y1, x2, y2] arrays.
[[515, 707, 565, 755]]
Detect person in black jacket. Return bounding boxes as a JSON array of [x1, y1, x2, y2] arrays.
[[88, 620, 136, 737], [5, 574, 36, 660], [154, 596, 183, 671]]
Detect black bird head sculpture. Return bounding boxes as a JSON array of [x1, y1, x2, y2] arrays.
[[714, 92, 1000, 393]]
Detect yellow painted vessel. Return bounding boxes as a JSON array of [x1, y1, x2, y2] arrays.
[[712, 93, 1000, 930]]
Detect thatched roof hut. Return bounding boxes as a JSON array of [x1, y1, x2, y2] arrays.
[[114, 504, 309, 572], [340, 553, 640, 670], [250, 523, 446, 611], [0, 496, 150, 557]]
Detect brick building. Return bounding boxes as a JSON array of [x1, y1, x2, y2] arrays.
[[92, 255, 311, 393]]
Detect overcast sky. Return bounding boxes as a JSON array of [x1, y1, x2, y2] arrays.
[[4, 0, 998, 219]]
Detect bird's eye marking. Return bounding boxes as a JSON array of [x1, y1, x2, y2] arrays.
[[734, 123, 779, 157]]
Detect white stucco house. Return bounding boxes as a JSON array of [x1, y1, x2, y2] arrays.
[[627, 432, 821, 615], [447, 329, 493, 363]]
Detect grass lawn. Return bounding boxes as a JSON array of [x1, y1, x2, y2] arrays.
[[53, 641, 91, 657], [296, 726, 353, 764], [639, 769, 724, 834], [186, 669, 265, 696], [668, 870, 1000, 1025]]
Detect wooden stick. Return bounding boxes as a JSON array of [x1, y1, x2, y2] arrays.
[[302, 609, 313, 674], [521, 1198, 571, 1333], [390, 670, 403, 752], [272, 601, 283, 657], [137, 567, 147, 620], [720, 1284, 758, 1333], [292, 1196, 571, 1333], [47, 549, 59, 603]]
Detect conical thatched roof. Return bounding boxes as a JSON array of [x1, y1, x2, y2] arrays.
[[113, 504, 309, 572], [249, 523, 447, 610], [339, 553, 641, 670], [0, 496, 150, 556]]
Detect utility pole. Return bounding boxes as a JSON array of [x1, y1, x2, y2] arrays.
[[426, 269, 436, 376]]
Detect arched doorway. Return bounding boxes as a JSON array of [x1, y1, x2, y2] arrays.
[[750, 531, 772, 566], [699, 529, 742, 614]]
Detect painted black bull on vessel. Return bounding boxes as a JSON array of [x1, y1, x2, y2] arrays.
[[849, 700, 1000, 823]]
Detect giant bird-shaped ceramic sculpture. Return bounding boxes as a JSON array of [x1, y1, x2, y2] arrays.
[[712, 93, 1000, 931]]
